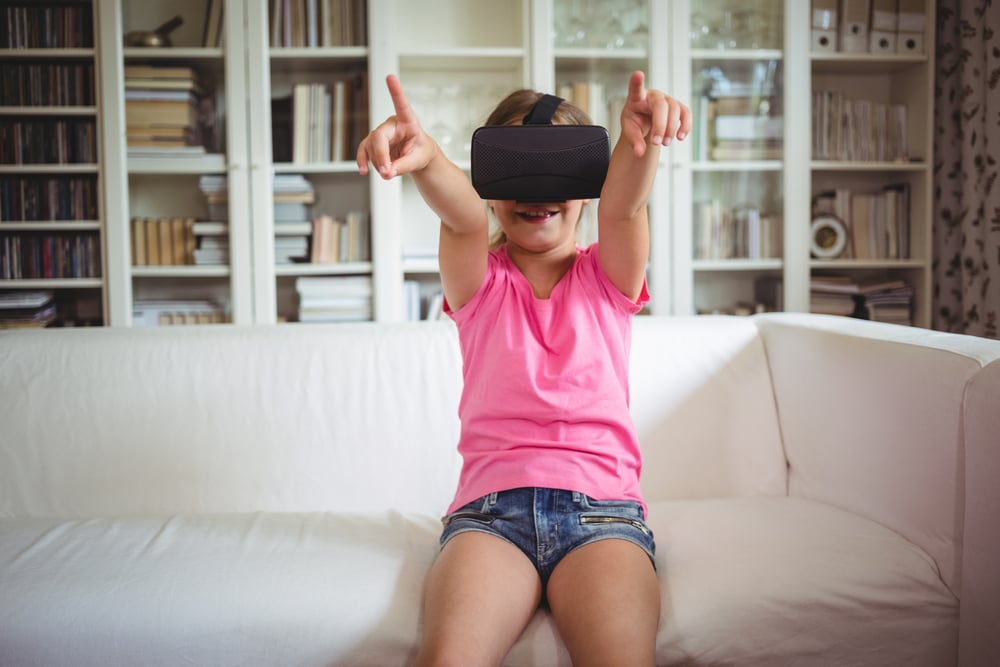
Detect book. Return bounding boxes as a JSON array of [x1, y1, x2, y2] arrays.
[[0, 290, 53, 309], [203, 0, 224, 47]]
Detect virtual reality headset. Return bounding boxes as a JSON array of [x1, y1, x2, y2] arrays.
[[470, 93, 610, 202]]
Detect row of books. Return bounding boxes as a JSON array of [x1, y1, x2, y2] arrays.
[[813, 185, 910, 260], [1, 175, 98, 222], [402, 282, 447, 322], [133, 299, 229, 327], [0, 232, 101, 279], [812, 91, 909, 162], [1, 63, 95, 106], [130, 217, 228, 267], [0, 119, 97, 165], [693, 201, 782, 260], [1, 4, 94, 49], [200, 174, 316, 222], [272, 76, 367, 163], [309, 211, 369, 264], [269, 0, 367, 48], [811, 274, 913, 325], [202, 0, 224, 48], [0, 290, 57, 329], [295, 275, 371, 323]]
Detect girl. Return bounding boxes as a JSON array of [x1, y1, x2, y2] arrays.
[[357, 71, 690, 667]]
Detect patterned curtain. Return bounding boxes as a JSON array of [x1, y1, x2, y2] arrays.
[[934, 0, 1000, 338]]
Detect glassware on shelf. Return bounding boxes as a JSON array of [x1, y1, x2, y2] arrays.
[[560, 0, 588, 47], [621, 0, 648, 50], [589, 2, 628, 49], [690, 0, 783, 51]]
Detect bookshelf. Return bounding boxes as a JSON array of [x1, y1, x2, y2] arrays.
[[245, 0, 373, 324], [0, 1, 106, 327], [370, 0, 531, 320], [669, 0, 934, 326], [108, 0, 251, 325], [668, 0, 789, 317], [4, 0, 937, 329], [806, 37, 935, 327]]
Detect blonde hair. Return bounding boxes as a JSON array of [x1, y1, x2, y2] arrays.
[[483, 89, 594, 249]]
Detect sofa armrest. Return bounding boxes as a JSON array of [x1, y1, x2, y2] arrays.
[[959, 358, 1000, 667], [753, 313, 1000, 598]]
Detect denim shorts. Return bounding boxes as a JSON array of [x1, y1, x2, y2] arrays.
[[440, 487, 656, 586]]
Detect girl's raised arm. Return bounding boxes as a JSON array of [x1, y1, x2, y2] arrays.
[[597, 71, 691, 302], [357, 75, 489, 312]]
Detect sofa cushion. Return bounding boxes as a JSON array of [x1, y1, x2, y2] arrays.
[[0, 511, 441, 666], [650, 497, 957, 667], [0, 497, 955, 666]]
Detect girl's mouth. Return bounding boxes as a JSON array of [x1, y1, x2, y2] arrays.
[[516, 209, 558, 223]]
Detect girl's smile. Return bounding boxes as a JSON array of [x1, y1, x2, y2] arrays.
[[515, 207, 560, 224]]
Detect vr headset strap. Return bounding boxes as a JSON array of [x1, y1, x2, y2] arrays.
[[522, 94, 564, 125]]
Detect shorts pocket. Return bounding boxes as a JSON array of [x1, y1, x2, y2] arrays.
[[441, 510, 496, 527]]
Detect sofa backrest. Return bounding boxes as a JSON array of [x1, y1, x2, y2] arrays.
[[1, 316, 789, 520], [630, 316, 788, 502], [0, 322, 465, 518]]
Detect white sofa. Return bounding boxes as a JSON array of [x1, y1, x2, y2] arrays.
[[1, 313, 998, 666]]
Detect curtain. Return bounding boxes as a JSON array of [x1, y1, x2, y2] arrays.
[[933, 0, 1000, 338]]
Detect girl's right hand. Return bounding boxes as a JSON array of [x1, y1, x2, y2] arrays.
[[356, 74, 437, 180]]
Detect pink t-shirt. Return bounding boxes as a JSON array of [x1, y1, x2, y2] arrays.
[[444, 243, 649, 515]]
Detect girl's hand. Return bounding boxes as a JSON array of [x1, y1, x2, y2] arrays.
[[357, 74, 436, 179], [620, 70, 692, 157]]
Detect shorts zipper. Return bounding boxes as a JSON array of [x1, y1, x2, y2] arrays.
[[580, 515, 651, 536]]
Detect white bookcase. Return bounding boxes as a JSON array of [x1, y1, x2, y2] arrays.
[[668, 0, 934, 326], [1, 0, 936, 328]]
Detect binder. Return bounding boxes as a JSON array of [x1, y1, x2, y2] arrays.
[[896, 0, 925, 53], [869, 0, 898, 53], [811, 0, 838, 52], [839, 0, 871, 53]]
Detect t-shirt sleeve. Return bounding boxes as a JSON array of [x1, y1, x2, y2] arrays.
[[583, 243, 649, 314], [443, 250, 501, 322]]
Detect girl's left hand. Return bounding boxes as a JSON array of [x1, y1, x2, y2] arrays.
[[620, 70, 693, 157]]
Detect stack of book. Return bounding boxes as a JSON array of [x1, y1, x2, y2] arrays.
[[861, 280, 914, 326], [274, 175, 314, 263], [694, 63, 783, 162], [295, 275, 371, 322], [0, 290, 57, 328], [124, 65, 211, 155], [810, 275, 913, 325]]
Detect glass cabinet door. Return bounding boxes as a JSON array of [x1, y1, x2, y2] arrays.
[[551, 0, 651, 249], [685, 0, 785, 315]]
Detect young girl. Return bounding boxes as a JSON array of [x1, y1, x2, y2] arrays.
[[357, 71, 690, 666]]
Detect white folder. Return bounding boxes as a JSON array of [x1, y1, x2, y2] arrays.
[[839, 0, 872, 53]]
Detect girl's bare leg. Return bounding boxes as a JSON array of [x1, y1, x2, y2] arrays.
[[546, 539, 660, 667], [414, 532, 543, 667]]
